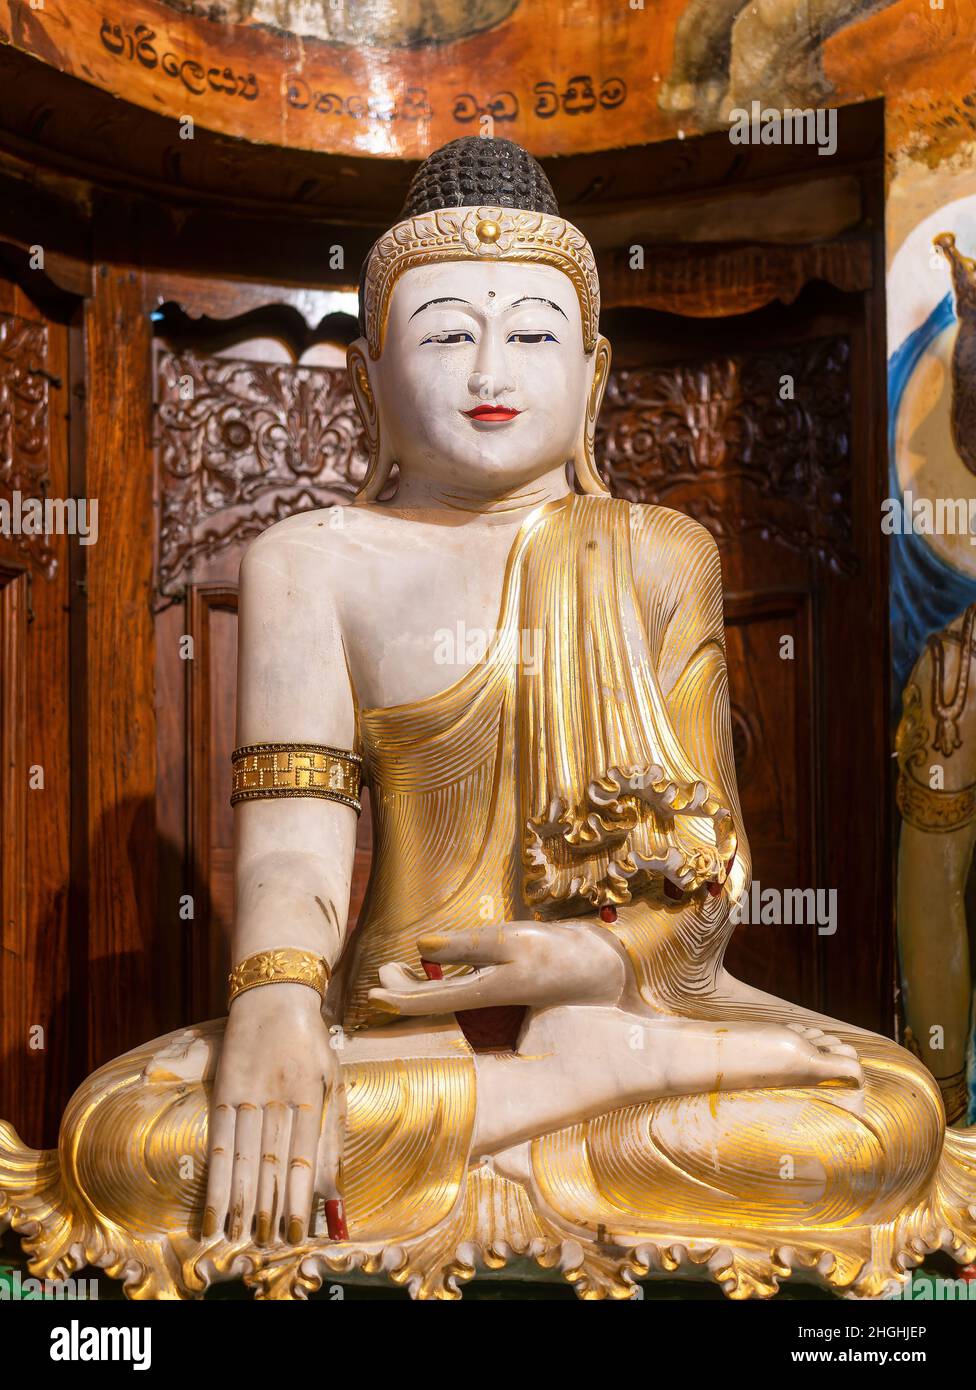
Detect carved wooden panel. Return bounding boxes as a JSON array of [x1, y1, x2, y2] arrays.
[[0, 311, 56, 580], [596, 335, 855, 574], [600, 239, 872, 319], [155, 349, 368, 593]]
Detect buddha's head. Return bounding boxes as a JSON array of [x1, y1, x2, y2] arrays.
[[349, 137, 611, 501]]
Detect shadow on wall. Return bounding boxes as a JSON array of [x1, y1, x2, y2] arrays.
[[1, 798, 217, 1151]]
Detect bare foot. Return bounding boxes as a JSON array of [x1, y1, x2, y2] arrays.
[[471, 1010, 864, 1156], [517, 1009, 864, 1105], [783, 1022, 863, 1086], [632, 1016, 865, 1093]]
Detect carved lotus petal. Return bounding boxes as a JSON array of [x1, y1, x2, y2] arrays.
[[458, 208, 520, 257]]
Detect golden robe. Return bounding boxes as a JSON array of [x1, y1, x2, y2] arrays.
[[2, 496, 975, 1299]]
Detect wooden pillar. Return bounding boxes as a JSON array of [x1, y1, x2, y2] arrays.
[[83, 250, 158, 1070]]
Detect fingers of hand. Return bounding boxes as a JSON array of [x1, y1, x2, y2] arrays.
[[314, 1083, 344, 1200], [254, 1102, 292, 1246], [285, 1098, 324, 1245], [370, 964, 507, 1015], [227, 1103, 262, 1243], [202, 1103, 236, 1239], [208, 1092, 333, 1247], [417, 924, 515, 966]]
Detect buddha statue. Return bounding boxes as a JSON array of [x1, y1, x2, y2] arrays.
[[2, 136, 975, 1301]]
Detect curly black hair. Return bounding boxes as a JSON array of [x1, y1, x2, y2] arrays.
[[398, 135, 558, 219]]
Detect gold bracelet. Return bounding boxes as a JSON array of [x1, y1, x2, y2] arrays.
[[227, 949, 331, 1007], [231, 742, 363, 813]]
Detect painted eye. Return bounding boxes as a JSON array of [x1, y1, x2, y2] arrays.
[[508, 332, 557, 344], [421, 331, 476, 345]]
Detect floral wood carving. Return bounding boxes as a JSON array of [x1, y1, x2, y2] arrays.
[[729, 701, 756, 778], [156, 351, 368, 593], [0, 313, 56, 581], [596, 336, 854, 574]]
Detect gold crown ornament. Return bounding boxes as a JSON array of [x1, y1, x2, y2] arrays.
[[361, 205, 600, 360]]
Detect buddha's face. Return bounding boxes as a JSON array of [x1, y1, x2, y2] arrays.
[[360, 260, 600, 497]]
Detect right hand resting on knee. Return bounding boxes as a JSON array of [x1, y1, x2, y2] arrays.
[[203, 983, 340, 1246]]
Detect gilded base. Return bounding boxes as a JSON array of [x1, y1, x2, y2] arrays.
[[3, 1018, 976, 1301]]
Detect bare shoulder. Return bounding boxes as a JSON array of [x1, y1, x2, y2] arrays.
[[235, 507, 380, 729], [239, 502, 396, 591]]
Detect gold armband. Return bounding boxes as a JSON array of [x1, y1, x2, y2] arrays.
[[896, 772, 976, 832], [227, 949, 331, 1007], [231, 742, 362, 813]]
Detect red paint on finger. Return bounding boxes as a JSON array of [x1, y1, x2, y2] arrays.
[[420, 958, 444, 980], [325, 1198, 348, 1241]]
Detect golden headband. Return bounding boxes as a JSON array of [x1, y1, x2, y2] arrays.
[[362, 205, 600, 359]]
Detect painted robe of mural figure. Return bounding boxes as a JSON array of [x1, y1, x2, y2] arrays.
[[2, 138, 975, 1300], [895, 234, 976, 1128]]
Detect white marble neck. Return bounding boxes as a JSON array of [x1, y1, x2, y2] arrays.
[[386, 462, 573, 522]]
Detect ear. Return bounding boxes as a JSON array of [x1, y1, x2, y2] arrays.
[[574, 334, 612, 495], [347, 339, 394, 503]]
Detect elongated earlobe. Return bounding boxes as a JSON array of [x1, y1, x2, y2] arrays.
[[348, 344, 393, 503], [575, 336, 612, 496]]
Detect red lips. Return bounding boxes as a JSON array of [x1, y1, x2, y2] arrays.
[[464, 404, 521, 423]]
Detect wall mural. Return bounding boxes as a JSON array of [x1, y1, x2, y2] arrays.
[[660, 0, 897, 119], [2, 0, 972, 160], [158, 0, 522, 47], [890, 197, 976, 1126]]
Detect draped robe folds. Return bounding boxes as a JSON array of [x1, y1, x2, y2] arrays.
[[2, 495, 975, 1300]]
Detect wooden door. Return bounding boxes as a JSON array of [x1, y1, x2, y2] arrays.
[[0, 284, 74, 1147], [598, 283, 889, 1030]]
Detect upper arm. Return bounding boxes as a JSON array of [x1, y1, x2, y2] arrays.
[[236, 521, 356, 748], [232, 520, 360, 956]]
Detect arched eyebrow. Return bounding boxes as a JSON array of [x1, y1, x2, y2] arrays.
[[408, 297, 474, 320], [509, 296, 567, 318]]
